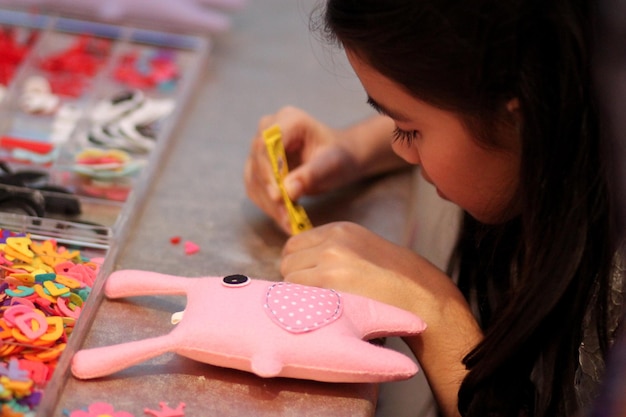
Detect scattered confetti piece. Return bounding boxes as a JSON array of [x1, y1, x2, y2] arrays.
[[0, 358, 29, 381], [184, 241, 199, 255], [144, 401, 185, 417], [69, 401, 134, 417], [169, 236, 181, 245], [65, 401, 186, 417]]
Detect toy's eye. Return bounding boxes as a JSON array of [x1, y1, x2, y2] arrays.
[[222, 274, 250, 287]]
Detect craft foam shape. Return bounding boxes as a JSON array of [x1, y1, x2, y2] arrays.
[[71, 270, 427, 383]]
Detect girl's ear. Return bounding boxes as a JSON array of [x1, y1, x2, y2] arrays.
[[500, 98, 522, 152], [506, 98, 520, 117], [505, 98, 522, 133]]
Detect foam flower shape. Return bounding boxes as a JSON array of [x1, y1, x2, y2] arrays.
[[69, 402, 134, 417], [144, 402, 185, 417]]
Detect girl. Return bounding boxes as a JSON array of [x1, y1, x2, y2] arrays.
[[244, 1, 624, 416]]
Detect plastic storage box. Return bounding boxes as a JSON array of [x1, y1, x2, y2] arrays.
[[0, 7, 210, 416]]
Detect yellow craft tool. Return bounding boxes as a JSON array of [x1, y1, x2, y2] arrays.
[[262, 125, 313, 235]]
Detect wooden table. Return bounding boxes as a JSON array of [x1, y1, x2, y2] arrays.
[[43, 1, 416, 415]]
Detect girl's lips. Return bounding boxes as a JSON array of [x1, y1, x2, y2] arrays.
[[421, 168, 449, 201]]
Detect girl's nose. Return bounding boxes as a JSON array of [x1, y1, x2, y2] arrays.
[[391, 140, 421, 165]]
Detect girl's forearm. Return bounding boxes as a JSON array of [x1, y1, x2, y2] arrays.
[[402, 260, 483, 417]]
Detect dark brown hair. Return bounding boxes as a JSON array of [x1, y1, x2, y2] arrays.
[[317, 1, 616, 416]]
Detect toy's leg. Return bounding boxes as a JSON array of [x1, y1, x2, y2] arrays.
[[280, 337, 419, 383], [71, 334, 174, 379], [105, 269, 194, 298], [346, 297, 427, 339]]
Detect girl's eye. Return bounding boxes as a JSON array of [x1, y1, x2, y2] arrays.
[[392, 127, 420, 145]]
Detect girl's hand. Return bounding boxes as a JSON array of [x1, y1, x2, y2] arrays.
[[244, 106, 406, 234], [280, 221, 460, 319], [281, 221, 482, 417], [245, 107, 372, 234]]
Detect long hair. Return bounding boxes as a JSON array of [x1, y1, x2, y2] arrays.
[[316, 1, 616, 416]]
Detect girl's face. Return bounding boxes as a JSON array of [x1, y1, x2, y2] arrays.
[[347, 51, 521, 224]]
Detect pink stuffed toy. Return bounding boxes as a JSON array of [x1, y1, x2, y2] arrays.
[[71, 270, 427, 383]]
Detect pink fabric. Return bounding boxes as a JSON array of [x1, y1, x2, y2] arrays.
[[264, 282, 342, 333], [71, 270, 427, 383]]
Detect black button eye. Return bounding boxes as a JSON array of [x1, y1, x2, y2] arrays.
[[222, 274, 250, 287]]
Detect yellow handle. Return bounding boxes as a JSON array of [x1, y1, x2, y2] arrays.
[[262, 125, 312, 235]]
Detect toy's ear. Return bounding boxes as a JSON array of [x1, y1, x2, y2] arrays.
[[104, 269, 195, 298]]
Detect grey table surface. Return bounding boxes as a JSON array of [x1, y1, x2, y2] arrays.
[[47, 1, 415, 415]]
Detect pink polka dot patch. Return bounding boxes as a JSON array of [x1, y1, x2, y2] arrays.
[[264, 282, 343, 333]]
